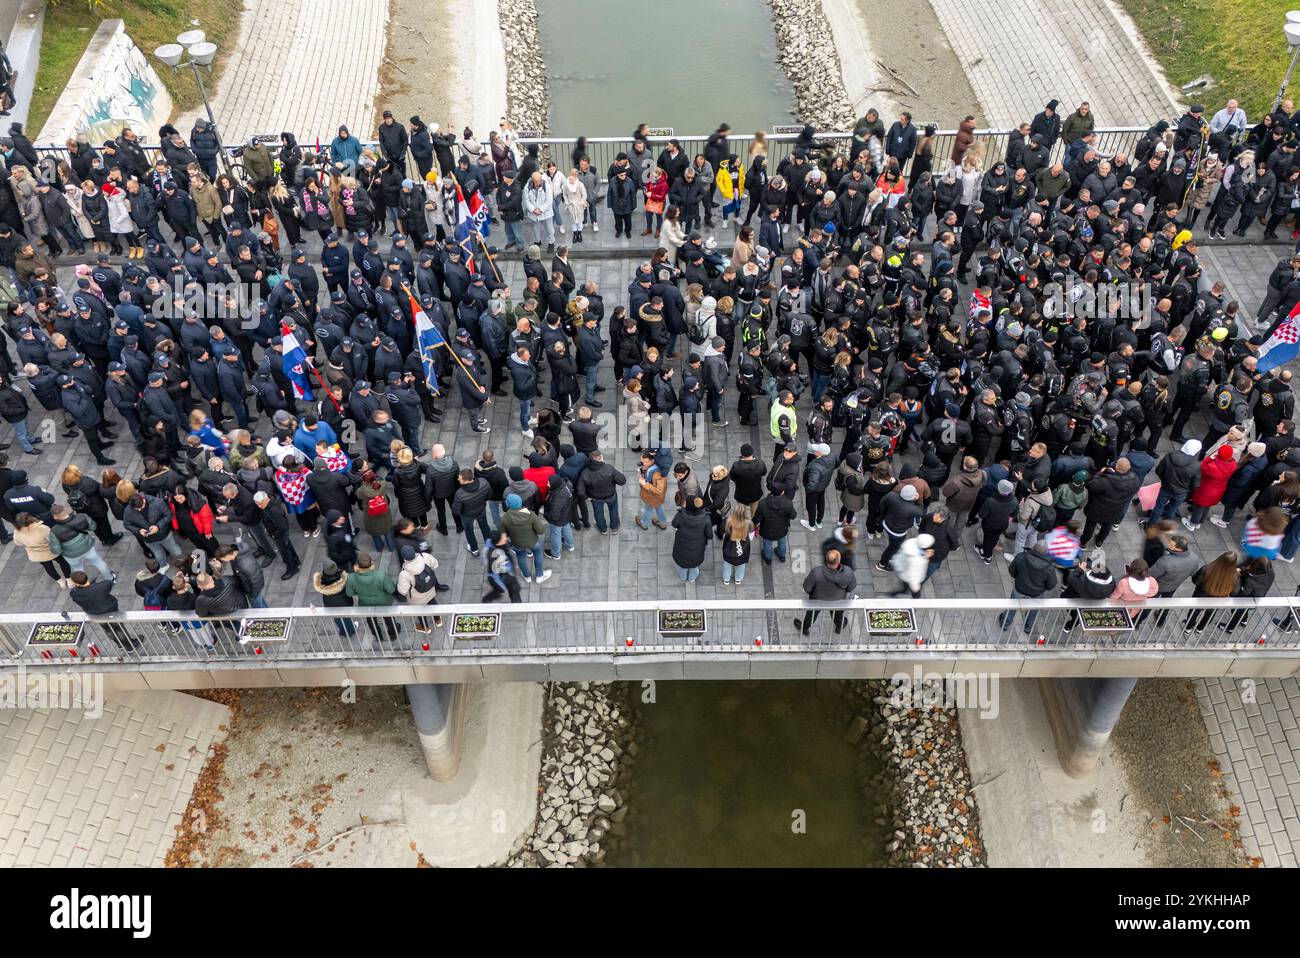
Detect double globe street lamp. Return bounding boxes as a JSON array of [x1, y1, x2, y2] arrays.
[[153, 30, 231, 176], [1270, 12, 1300, 115]]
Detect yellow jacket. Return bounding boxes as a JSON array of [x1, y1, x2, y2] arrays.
[[717, 164, 745, 202]]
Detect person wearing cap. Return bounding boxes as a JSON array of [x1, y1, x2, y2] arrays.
[[59, 373, 116, 465], [875, 481, 925, 569]]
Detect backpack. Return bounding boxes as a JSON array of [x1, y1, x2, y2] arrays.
[[366, 493, 389, 517], [688, 313, 710, 346], [142, 583, 163, 611], [412, 563, 436, 595], [1033, 502, 1057, 533]]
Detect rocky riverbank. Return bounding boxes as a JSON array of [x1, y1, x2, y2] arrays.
[[497, 0, 551, 133], [846, 680, 987, 867], [767, 0, 857, 131], [503, 683, 634, 867]]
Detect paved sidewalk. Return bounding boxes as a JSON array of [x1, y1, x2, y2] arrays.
[[0, 691, 229, 867], [175, 0, 388, 143], [927, 0, 1182, 127]]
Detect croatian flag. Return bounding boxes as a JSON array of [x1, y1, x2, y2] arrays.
[[281, 324, 314, 401], [409, 290, 445, 393], [455, 181, 490, 270], [1258, 302, 1300, 374]]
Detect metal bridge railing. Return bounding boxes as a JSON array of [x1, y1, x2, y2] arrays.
[[0, 597, 1296, 671], [32, 127, 1150, 186]]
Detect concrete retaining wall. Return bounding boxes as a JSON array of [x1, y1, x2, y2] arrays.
[[35, 18, 171, 145]]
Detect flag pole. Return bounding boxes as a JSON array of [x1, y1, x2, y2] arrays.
[[282, 323, 343, 413], [401, 284, 486, 394], [475, 230, 503, 285]]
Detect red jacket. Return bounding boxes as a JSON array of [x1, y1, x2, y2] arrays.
[[523, 465, 556, 504], [1190, 456, 1237, 507], [171, 499, 214, 537]]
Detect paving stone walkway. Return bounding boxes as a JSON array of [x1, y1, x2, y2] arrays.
[[0, 691, 229, 867], [174, 0, 389, 144], [927, 0, 1183, 128]]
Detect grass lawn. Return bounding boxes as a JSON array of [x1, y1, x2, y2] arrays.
[[27, 0, 243, 137], [1122, 0, 1296, 120]]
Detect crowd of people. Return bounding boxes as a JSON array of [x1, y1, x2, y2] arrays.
[[0, 92, 1298, 645]]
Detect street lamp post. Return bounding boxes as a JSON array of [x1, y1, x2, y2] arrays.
[[1270, 13, 1300, 115], [153, 31, 232, 177]]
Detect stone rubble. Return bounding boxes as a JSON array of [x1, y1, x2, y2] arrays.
[[766, 0, 857, 131], [496, 0, 551, 134], [844, 680, 988, 867], [502, 682, 635, 867]]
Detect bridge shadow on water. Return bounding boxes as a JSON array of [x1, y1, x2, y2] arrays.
[[603, 680, 888, 867]]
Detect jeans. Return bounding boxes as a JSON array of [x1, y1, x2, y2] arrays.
[[644, 210, 663, 232], [547, 521, 574, 554], [639, 503, 666, 525], [502, 219, 523, 247], [722, 561, 747, 583], [999, 588, 1039, 633], [519, 397, 532, 433], [370, 533, 396, 553], [250, 594, 269, 609], [1282, 514, 1300, 561], [488, 500, 502, 526], [514, 542, 545, 579], [1149, 487, 1186, 523], [761, 535, 788, 562], [1013, 524, 1039, 556], [677, 564, 701, 582], [463, 512, 492, 552], [592, 496, 620, 532], [67, 548, 112, 582], [143, 533, 183, 565], [12, 418, 33, 453], [585, 365, 599, 402]]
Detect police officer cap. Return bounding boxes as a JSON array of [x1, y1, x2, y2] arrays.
[[108, 362, 126, 373]]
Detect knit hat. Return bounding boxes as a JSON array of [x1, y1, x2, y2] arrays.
[[1248, 441, 1267, 458], [399, 545, 416, 561], [997, 479, 1015, 496], [1180, 439, 1202, 457], [1217, 445, 1235, 460], [505, 493, 523, 509], [916, 534, 935, 549], [1072, 469, 1088, 484], [900, 485, 919, 501]]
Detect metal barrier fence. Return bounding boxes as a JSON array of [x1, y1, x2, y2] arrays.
[[32, 127, 1149, 185], [1, 597, 1296, 670]]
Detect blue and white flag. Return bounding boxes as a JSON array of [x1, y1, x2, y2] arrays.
[[409, 290, 445, 393], [1258, 302, 1300, 375], [280, 324, 314, 401]]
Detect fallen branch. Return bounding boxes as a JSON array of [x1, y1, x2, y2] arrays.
[[289, 820, 409, 865]]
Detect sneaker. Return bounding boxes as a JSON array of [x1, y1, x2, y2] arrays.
[[544, 550, 560, 560], [521, 429, 535, 439], [467, 545, 480, 556], [712, 420, 729, 428], [593, 223, 600, 233], [800, 519, 815, 531], [1281, 555, 1296, 563], [874, 563, 889, 573], [1181, 517, 1199, 531], [980, 554, 993, 564], [564, 545, 575, 553], [536, 570, 553, 583], [1209, 516, 1228, 528], [472, 425, 491, 433], [635, 517, 647, 530], [598, 528, 608, 535], [1003, 553, 1014, 562]]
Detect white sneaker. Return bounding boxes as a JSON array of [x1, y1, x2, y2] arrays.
[[1209, 516, 1229, 528], [56, 578, 67, 589], [800, 519, 815, 531], [521, 429, 534, 439], [781, 224, 788, 234], [1281, 555, 1295, 563], [1003, 552, 1014, 562], [536, 570, 553, 583], [1181, 518, 1199, 531], [593, 223, 600, 233]]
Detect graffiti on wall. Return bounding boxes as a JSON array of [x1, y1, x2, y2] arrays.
[[38, 21, 174, 145]]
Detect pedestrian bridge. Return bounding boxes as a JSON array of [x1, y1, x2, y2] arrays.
[[3, 599, 1299, 689]]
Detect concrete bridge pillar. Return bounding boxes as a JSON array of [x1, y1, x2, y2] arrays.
[[1039, 676, 1138, 779], [406, 683, 467, 781]]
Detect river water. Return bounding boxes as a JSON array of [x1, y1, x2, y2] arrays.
[[604, 681, 887, 867], [535, 0, 796, 137]]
